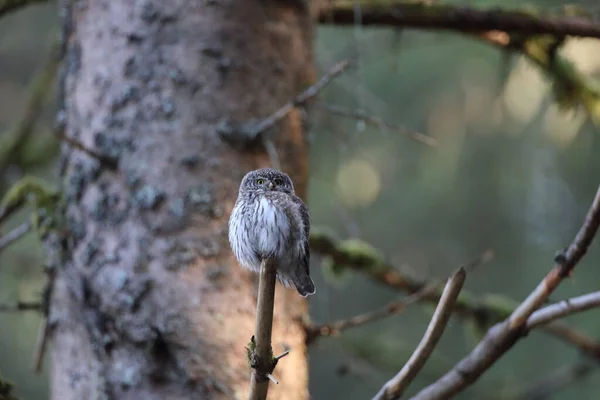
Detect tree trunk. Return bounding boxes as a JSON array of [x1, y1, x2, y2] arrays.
[[51, 1, 314, 399]]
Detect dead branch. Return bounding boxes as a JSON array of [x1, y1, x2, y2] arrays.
[[251, 60, 350, 137], [411, 185, 600, 399], [317, 2, 600, 39], [315, 102, 438, 147], [373, 268, 466, 400]]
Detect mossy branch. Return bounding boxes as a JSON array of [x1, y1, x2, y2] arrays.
[[309, 229, 600, 360], [0, 176, 60, 238], [317, 1, 600, 38], [317, 1, 600, 123], [480, 32, 600, 123]]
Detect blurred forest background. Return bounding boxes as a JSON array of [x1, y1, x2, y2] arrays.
[[2, 1, 600, 399]]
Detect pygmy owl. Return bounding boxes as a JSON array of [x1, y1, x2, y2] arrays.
[[228, 168, 316, 297]]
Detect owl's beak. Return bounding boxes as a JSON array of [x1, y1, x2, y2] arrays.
[[268, 182, 274, 190]]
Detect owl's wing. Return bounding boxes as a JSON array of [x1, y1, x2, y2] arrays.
[[292, 195, 311, 277]]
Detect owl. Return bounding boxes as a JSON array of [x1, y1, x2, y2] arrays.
[[228, 168, 316, 297]]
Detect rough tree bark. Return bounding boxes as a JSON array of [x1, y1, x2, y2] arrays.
[[50, 1, 314, 399]]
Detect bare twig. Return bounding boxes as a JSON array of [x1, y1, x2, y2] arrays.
[[251, 60, 350, 137], [411, 185, 600, 400], [316, 102, 438, 147], [0, 0, 48, 18], [305, 250, 492, 344], [0, 301, 42, 312], [527, 291, 600, 330], [373, 268, 466, 400], [317, 2, 600, 39], [0, 221, 31, 252], [248, 258, 279, 400]]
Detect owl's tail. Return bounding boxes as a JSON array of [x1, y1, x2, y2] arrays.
[[295, 275, 316, 297]]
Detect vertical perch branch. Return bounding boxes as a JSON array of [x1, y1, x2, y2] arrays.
[[249, 257, 282, 400]]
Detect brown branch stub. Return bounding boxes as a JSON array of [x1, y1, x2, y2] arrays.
[[55, 131, 119, 171], [411, 185, 600, 400], [248, 258, 279, 400], [373, 268, 466, 400], [0, 301, 42, 312], [317, 2, 600, 39]]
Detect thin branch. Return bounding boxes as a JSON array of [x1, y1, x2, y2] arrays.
[[373, 268, 466, 400], [315, 102, 438, 147], [527, 291, 600, 330], [544, 323, 600, 359], [0, 0, 48, 18], [411, 185, 600, 400], [317, 2, 600, 39], [0, 301, 42, 312], [251, 60, 350, 136], [305, 250, 492, 344], [32, 316, 49, 373], [248, 258, 279, 400], [0, 221, 31, 252]]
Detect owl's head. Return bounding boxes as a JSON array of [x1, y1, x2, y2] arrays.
[[239, 168, 295, 194]]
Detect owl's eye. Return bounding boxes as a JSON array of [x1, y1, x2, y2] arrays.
[[256, 178, 265, 185]]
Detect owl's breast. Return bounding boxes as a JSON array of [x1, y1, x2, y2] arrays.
[[253, 196, 292, 258]]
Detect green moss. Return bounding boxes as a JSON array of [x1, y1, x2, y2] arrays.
[[337, 238, 385, 272], [245, 336, 257, 368], [1, 176, 61, 237]]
